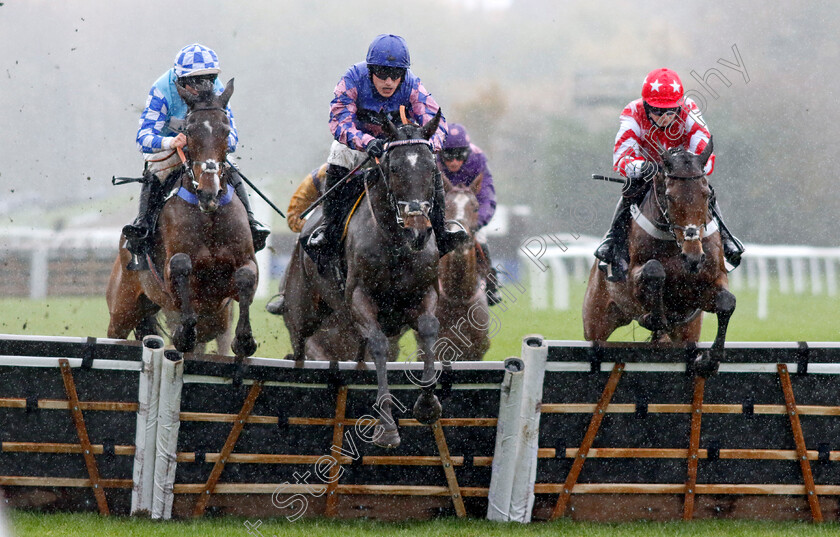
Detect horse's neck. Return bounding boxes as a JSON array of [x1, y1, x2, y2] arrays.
[[439, 249, 478, 300]]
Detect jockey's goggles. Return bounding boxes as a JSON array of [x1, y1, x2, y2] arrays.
[[369, 64, 406, 81], [179, 74, 218, 87], [647, 105, 680, 116], [442, 147, 471, 162]]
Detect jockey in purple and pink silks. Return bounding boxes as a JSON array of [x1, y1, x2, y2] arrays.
[[306, 34, 468, 278], [121, 43, 270, 272], [436, 123, 502, 305]]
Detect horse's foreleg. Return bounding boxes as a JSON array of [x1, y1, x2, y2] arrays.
[[169, 253, 197, 353], [412, 293, 442, 425], [231, 263, 258, 358], [350, 287, 400, 449], [710, 286, 736, 359], [692, 282, 736, 378], [635, 260, 668, 334]]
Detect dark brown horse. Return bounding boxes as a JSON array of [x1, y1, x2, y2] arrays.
[[107, 79, 258, 359], [435, 176, 490, 361], [583, 140, 735, 372], [283, 112, 446, 448]]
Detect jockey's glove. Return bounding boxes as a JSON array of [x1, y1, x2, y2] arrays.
[[366, 138, 386, 159]]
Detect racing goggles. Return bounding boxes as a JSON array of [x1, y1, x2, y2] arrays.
[[179, 74, 218, 87], [647, 105, 681, 116], [442, 147, 471, 162], [369, 64, 406, 81]]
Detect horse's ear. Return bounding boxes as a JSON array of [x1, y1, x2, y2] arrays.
[[381, 112, 399, 140], [219, 78, 234, 109], [441, 173, 454, 193], [420, 108, 443, 141], [469, 173, 484, 196], [699, 136, 713, 167], [176, 82, 199, 108]]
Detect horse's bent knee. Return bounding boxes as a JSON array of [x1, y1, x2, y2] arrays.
[[367, 332, 389, 360], [641, 260, 666, 281], [716, 289, 736, 315], [234, 267, 257, 290], [417, 314, 439, 339], [169, 253, 192, 278]]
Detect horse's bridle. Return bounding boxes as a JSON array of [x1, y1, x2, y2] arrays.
[[180, 106, 229, 190], [651, 173, 709, 247], [373, 138, 436, 227]]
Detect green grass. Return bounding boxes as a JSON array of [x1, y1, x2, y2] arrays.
[[7, 511, 839, 537], [0, 277, 836, 362]]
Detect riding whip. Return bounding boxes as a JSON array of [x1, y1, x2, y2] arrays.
[[591, 174, 628, 184], [225, 158, 286, 218], [299, 155, 373, 220]]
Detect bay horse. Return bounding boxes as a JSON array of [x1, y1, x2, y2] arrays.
[[435, 176, 490, 361], [283, 111, 446, 448], [107, 79, 258, 360], [583, 140, 736, 374]]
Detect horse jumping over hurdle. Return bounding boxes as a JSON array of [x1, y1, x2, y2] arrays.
[[583, 140, 736, 374], [106, 79, 258, 360]]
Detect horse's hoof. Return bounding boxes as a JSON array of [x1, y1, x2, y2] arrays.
[[693, 351, 718, 378], [232, 335, 257, 358], [413, 393, 442, 425], [373, 428, 401, 449]]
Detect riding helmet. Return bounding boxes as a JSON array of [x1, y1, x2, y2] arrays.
[[174, 43, 221, 78], [641, 68, 684, 108], [443, 124, 471, 149], [366, 34, 410, 68]]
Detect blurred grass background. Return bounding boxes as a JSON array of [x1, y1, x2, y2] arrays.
[[1, 277, 836, 361]]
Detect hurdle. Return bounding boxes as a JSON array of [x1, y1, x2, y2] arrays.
[[489, 338, 840, 522], [0, 334, 147, 515], [0, 335, 510, 519], [2, 333, 839, 522]]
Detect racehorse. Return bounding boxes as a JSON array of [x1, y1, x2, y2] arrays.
[[583, 140, 736, 373], [283, 111, 446, 448], [106, 79, 258, 360], [435, 176, 490, 361]]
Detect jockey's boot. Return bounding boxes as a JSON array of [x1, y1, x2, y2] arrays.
[[709, 188, 745, 270], [431, 171, 470, 256], [266, 273, 287, 315], [308, 164, 348, 276], [123, 177, 159, 271], [229, 169, 271, 252], [594, 196, 634, 282], [478, 242, 503, 306]]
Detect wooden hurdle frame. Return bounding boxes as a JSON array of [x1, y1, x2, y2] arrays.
[[522, 340, 840, 522], [0, 335, 147, 515], [2, 334, 839, 522]]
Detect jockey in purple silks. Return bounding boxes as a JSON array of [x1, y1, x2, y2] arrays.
[[436, 123, 502, 306], [122, 43, 270, 271], [305, 34, 468, 278]]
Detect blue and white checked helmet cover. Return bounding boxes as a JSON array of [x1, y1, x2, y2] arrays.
[[174, 43, 220, 78]]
